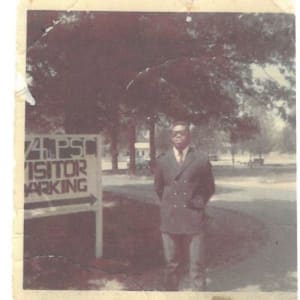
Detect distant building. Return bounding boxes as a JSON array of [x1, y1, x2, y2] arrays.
[[134, 142, 150, 158]]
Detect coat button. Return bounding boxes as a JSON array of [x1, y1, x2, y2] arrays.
[[183, 192, 187, 196], [183, 204, 187, 208], [174, 204, 177, 208], [173, 192, 177, 196]]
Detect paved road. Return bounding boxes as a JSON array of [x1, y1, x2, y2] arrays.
[[102, 167, 297, 292]]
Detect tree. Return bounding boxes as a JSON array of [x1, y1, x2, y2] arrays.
[[123, 13, 294, 169], [26, 12, 295, 172], [227, 116, 259, 167], [276, 124, 296, 153], [239, 109, 281, 162], [155, 126, 171, 154], [26, 12, 142, 171], [191, 121, 228, 155]]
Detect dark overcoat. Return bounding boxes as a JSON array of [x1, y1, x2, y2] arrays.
[[154, 147, 215, 234]]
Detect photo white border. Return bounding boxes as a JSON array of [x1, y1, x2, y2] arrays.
[[13, 1, 296, 300]]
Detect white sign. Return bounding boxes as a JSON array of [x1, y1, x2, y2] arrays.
[[25, 135, 99, 203], [24, 134, 103, 257]]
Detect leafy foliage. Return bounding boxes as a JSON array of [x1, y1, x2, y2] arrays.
[[26, 12, 295, 160]]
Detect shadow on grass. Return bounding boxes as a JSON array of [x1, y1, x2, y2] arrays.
[[23, 189, 296, 291], [102, 192, 163, 272], [103, 183, 243, 205]]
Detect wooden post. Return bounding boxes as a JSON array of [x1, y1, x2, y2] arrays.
[[128, 120, 136, 175], [149, 116, 156, 173], [95, 135, 103, 258]]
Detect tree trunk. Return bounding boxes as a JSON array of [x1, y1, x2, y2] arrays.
[[128, 120, 136, 175], [149, 117, 156, 173], [248, 152, 252, 168], [231, 143, 236, 169], [110, 126, 118, 172]]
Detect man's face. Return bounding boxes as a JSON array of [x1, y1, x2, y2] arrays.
[[171, 124, 191, 150]]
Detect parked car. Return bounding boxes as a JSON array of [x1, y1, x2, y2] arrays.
[[248, 157, 264, 166], [209, 154, 219, 161], [126, 157, 150, 169]]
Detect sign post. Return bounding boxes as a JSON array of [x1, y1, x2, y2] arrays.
[[24, 134, 103, 257], [95, 135, 103, 258]]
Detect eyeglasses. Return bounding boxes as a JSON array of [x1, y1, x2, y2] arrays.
[[171, 130, 188, 137]]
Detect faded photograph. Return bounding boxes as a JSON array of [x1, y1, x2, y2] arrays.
[[23, 11, 296, 292]]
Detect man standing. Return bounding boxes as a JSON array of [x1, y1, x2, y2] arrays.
[[154, 121, 215, 291]]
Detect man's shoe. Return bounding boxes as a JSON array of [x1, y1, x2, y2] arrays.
[[188, 277, 206, 291]]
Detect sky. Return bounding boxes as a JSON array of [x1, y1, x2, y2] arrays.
[[251, 64, 290, 88]]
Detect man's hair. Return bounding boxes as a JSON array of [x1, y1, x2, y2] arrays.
[[171, 121, 190, 131]]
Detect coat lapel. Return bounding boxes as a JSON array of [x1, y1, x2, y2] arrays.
[[167, 149, 181, 173], [181, 147, 194, 167], [173, 147, 195, 180]]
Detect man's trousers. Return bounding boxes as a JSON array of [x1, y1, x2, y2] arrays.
[[162, 231, 206, 291]]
